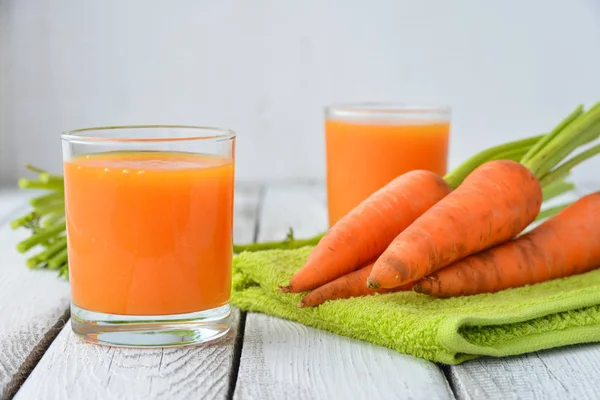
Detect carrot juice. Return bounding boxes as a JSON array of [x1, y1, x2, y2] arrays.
[[64, 151, 234, 316], [325, 105, 450, 226]]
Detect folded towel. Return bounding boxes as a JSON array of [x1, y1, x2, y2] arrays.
[[231, 247, 600, 364]]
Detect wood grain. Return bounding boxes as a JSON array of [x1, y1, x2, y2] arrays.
[[450, 344, 600, 400], [237, 313, 454, 400], [13, 186, 261, 400], [234, 183, 454, 400], [0, 191, 71, 400], [15, 310, 242, 400]]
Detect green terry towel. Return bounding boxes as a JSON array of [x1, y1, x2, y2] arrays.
[[231, 246, 600, 365]]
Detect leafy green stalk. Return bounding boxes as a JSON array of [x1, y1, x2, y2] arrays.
[[524, 103, 600, 178], [233, 229, 324, 253], [39, 173, 65, 185], [541, 178, 575, 201], [58, 264, 69, 278], [489, 146, 531, 162], [18, 179, 64, 190], [535, 203, 570, 222], [34, 202, 66, 217], [42, 212, 66, 228], [30, 191, 64, 208], [11, 212, 38, 230], [443, 134, 543, 189], [47, 247, 69, 269], [26, 236, 68, 268], [539, 144, 600, 187], [520, 105, 584, 164], [16, 222, 66, 253], [25, 164, 47, 174]]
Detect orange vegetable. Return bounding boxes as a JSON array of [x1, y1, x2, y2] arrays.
[[280, 170, 451, 293], [298, 262, 413, 308], [414, 191, 600, 297], [367, 160, 543, 289]]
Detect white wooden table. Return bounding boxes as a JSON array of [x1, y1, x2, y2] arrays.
[[1, 183, 600, 400]]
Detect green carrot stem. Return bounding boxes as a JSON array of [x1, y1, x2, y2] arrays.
[[39, 173, 65, 185], [48, 247, 69, 269], [25, 238, 66, 268], [18, 179, 64, 190], [539, 144, 600, 188], [16, 222, 67, 253], [34, 202, 66, 217], [58, 264, 69, 278], [26, 255, 43, 269], [443, 134, 544, 189], [520, 105, 584, 164], [42, 212, 66, 228], [233, 233, 325, 253], [536, 118, 600, 178], [525, 103, 600, 178], [25, 164, 48, 174], [541, 179, 575, 201], [535, 203, 571, 222], [490, 146, 531, 162], [10, 212, 37, 230], [30, 191, 64, 208]]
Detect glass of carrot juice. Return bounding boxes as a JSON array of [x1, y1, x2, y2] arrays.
[[61, 126, 235, 347], [325, 104, 451, 226]]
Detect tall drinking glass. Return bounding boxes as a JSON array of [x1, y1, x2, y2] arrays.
[[61, 126, 235, 347], [325, 104, 451, 227]]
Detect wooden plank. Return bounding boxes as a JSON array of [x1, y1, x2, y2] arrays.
[[0, 190, 71, 400], [449, 345, 600, 400], [14, 310, 242, 400], [234, 183, 454, 400], [13, 185, 262, 400], [449, 181, 600, 400]]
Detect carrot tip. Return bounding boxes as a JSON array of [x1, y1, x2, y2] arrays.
[[297, 299, 306, 308], [412, 283, 423, 293], [278, 285, 291, 293], [366, 278, 380, 290]]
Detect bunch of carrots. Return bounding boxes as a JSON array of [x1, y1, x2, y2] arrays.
[[279, 103, 600, 306], [10, 104, 600, 306]]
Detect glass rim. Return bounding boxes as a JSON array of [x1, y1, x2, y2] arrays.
[[61, 125, 236, 143], [325, 102, 451, 119]]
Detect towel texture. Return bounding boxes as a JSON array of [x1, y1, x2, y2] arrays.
[[231, 247, 600, 364]]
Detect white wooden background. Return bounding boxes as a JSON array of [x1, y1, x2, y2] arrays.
[[2, 0, 600, 186], [2, 183, 600, 400]]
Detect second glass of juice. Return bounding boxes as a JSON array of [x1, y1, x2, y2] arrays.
[[325, 104, 451, 226], [61, 126, 235, 348]]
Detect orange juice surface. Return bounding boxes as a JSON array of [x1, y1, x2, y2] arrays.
[[64, 151, 234, 316], [325, 119, 449, 226]]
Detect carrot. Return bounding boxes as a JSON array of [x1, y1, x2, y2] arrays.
[[278, 104, 599, 295], [368, 103, 600, 289], [367, 159, 543, 289], [280, 170, 452, 293], [413, 192, 600, 297], [280, 133, 551, 294], [298, 262, 414, 308]]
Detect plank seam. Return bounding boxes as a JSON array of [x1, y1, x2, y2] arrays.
[[226, 312, 247, 400], [226, 184, 266, 400], [439, 364, 460, 400], [2, 307, 70, 400]]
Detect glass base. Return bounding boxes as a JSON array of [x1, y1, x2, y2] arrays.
[[71, 303, 232, 348]]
